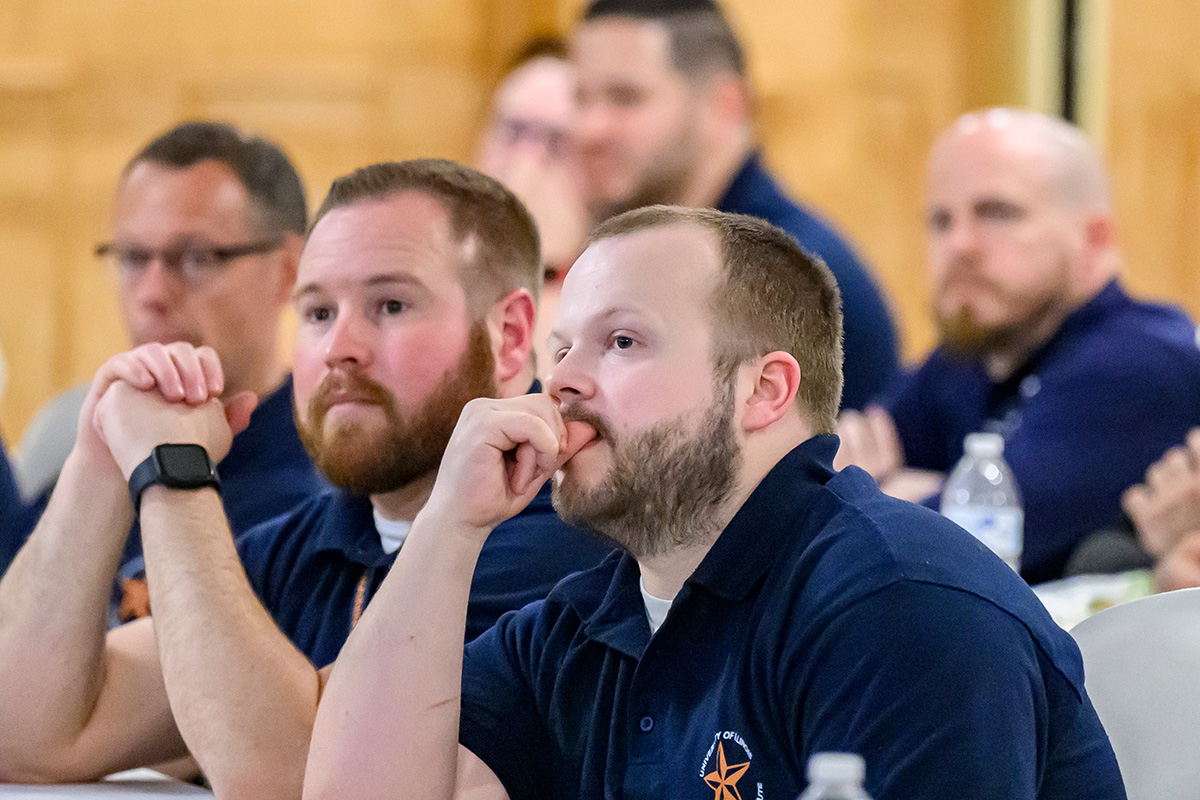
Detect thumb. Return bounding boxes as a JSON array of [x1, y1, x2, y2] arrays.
[[225, 391, 259, 437]]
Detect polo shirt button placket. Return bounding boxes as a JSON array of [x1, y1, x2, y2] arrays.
[[639, 715, 654, 733]]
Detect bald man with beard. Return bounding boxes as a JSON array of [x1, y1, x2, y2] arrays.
[[836, 108, 1200, 584]]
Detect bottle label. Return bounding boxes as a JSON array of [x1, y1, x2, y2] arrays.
[[942, 507, 1023, 572]]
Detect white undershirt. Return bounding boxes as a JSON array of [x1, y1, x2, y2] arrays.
[[372, 509, 413, 554], [639, 577, 674, 635]]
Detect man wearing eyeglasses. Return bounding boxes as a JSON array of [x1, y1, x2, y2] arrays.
[[7, 122, 324, 614]]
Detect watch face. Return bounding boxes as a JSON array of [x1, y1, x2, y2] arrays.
[[156, 444, 214, 483]]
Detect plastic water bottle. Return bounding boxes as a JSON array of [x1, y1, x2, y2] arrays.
[[798, 752, 872, 800], [940, 432, 1024, 572]]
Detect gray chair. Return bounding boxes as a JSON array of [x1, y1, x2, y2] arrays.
[[1071, 587, 1200, 800]]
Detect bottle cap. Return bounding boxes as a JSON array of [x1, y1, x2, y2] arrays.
[[963, 432, 1004, 459], [807, 752, 865, 785]]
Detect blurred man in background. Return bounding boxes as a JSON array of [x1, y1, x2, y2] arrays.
[[836, 108, 1200, 584], [571, 0, 899, 409], [4, 121, 323, 608], [475, 36, 591, 378]]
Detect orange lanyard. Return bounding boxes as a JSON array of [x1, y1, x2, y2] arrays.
[[351, 569, 368, 629]]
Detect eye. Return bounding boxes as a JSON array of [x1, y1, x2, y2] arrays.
[[976, 199, 1024, 222], [553, 346, 570, 364], [927, 208, 951, 233], [613, 335, 634, 350], [381, 299, 405, 315], [302, 304, 332, 324]]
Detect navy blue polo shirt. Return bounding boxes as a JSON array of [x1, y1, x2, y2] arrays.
[[458, 436, 1124, 800], [717, 154, 899, 410], [119, 375, 324, 570], [236, 481, 612, 668], [884, 281, 1200, 584]]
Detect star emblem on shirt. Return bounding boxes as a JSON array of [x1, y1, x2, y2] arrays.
[[703, 741, 751, 800]]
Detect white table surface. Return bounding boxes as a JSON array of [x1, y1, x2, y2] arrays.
[[0, 770, 210, 798]]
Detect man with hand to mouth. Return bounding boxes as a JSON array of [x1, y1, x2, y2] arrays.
[[306, 206, 1124, 800], [0, 160, 610, 800]]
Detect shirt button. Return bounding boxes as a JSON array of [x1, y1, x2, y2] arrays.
[[639, 716, 654, 732]]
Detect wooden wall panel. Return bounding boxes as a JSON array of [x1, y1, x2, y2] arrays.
[[0, 0, 557, 439], [1, 0, 1042, 439], [1105, 0, 1200, 319]]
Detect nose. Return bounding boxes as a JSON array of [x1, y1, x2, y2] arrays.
[[943, 215, 980, 257], [546, 347, 596, 408], [324, 310, 373, 368], [126, 257, 182, 307], [574, 98, 612, 149]]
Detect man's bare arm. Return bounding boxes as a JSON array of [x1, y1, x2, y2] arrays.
[[92, 344, 325, 800], [0, 357, 187, 780]]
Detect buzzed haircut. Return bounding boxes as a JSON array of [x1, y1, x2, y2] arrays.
[[311, 159, 542, 312], [589, 206, 844, 433], [582, 0, 746, 79], [126, 121, 308, 236]]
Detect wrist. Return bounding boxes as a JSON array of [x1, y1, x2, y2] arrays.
[[128, 444, 221, 513]]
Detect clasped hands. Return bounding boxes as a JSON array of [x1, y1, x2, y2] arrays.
[[78, 342, 258, 487]]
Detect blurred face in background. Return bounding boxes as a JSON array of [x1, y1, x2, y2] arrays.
[[477, 53, 590, 377], [109, 160, 294, 396], [477, 56, 578, 182], [573, 17, 703, 219], [925, 125, 1087, 357]]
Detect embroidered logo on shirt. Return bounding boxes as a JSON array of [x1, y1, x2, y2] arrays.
[[700, 732, 757, 800]]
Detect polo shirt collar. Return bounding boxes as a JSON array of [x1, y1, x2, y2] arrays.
[[990, 279, 1126, 393], [690, 434, 839, 600], [310, 489, 395, 569], [581, 434, 840, 656]]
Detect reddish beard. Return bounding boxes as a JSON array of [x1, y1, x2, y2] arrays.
[[296, 320, 497, 495]]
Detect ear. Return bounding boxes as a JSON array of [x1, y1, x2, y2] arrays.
[[739, 351, 802, 434], [273, 232, 304, 306], [706, 74, 750, 127], [1080, 213, 1118, 285], [486, 288, 536, 385]]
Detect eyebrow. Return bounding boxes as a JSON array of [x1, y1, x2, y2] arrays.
[[292, 273, 425, 302], [547, 305, 645, 345]]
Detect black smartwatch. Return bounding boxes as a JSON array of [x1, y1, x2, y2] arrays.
[[128, 443, 221, 511]]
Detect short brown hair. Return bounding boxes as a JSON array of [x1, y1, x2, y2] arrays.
[[588, 206, 844, 432], [127, 121, 308, 236], [311, 159, 542, 312], [582, 0, 746, 80]]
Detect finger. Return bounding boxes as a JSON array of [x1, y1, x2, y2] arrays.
[[195, 346, 225, 397], [488, 409, 563, 471], [834, 411, 865, 471], [1121, 484, 1149, 519], [166, 344, 210, 404], [137, 343, 187, 401], [509, 442, 540, 497], [1164, 447, 1190, 477], [92, 353, 155, 398], [560, 420, 598, 464], [225, 392, 259, 437], [865, 406, 903, 471], [1186, 428, 1200, 468]]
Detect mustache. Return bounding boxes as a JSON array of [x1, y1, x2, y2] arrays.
[[309, 366, 393, 416], [558, 406, 615, 442]]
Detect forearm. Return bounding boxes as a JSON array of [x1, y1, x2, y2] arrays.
[[305, 511, 486, 800], [0, 448, 134, 777], [139, 488, 321, 800]]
